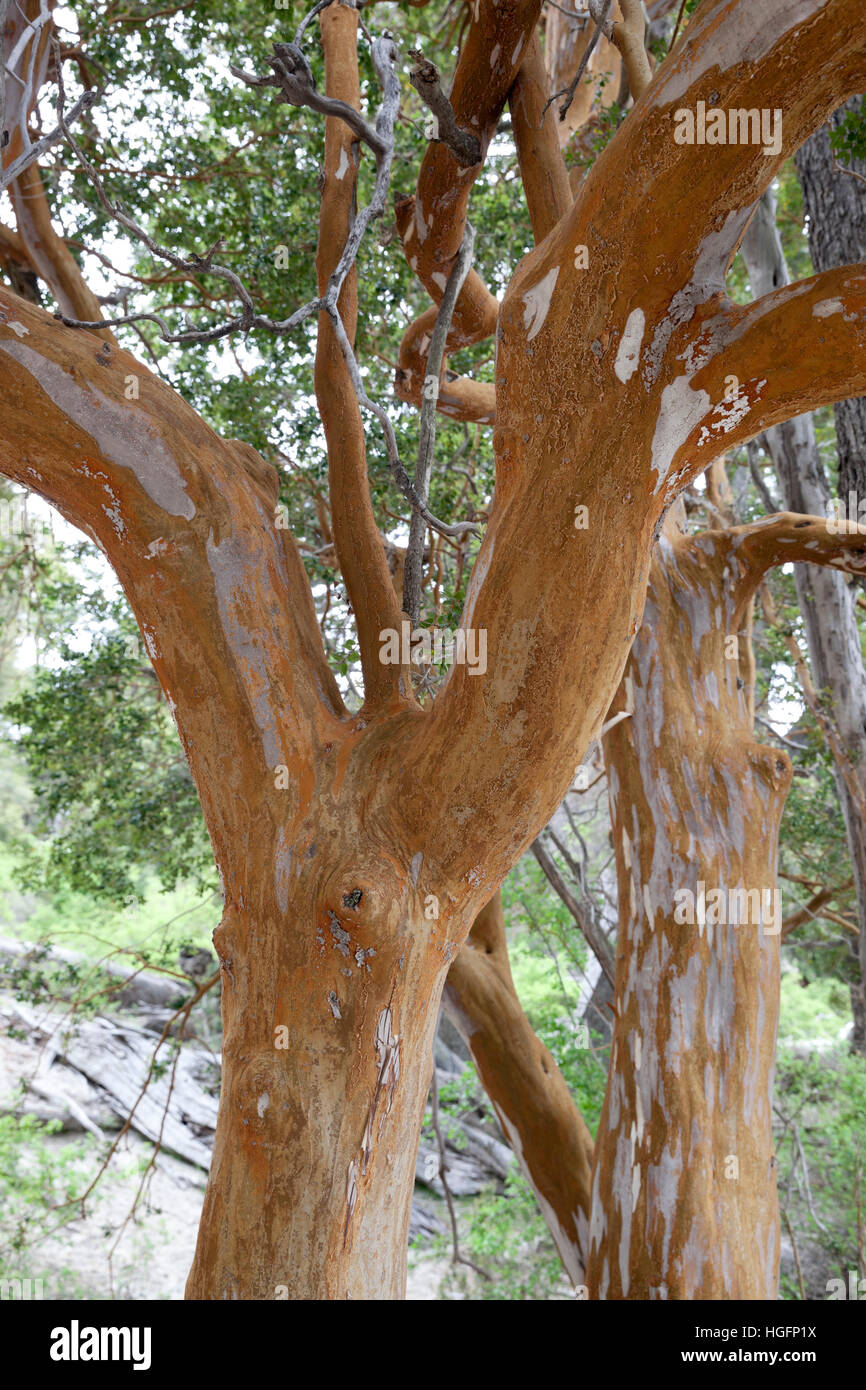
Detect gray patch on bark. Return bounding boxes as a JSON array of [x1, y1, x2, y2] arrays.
[[327, 910, 351, 957]]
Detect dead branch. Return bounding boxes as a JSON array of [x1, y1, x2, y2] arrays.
[[0, 87, 99, 192], [408, 49, 481, 166], [531, 836, 616, 987], [545, 0, 613, 122]]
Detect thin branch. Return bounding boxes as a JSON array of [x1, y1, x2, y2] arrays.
[[834, 159, 866, 189], [746, 437, 781, 513], [781, 1207, 807, 1300], [531, 837, 616, 987], [544, 0, 613, 123], [669, 0, 688, 49], [430, 1050, 492, 1282], [403, 220, 476, 623], [0, 88, 99, 192]]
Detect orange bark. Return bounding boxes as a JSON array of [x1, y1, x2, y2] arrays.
[[0, 0, 864, 1299], [444, 890, 595, 1284]]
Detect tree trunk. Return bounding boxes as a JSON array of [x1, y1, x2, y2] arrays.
[[186, 852, 455, 1298], [586, 518, 789, 1298], [2, 0, 866, 1300], [587, 508, 866, 1297]]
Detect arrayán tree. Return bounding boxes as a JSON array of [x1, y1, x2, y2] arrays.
[[1, 0, 865, 1298]]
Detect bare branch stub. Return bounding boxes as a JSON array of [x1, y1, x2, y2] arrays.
[[408, 49, 481, 167]]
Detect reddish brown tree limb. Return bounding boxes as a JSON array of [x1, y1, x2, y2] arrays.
[[444, 889, 595, 1284], [0, 288, 343, 896], [314, 2, 411, 710], [781, 883, 854, 941], [509, 30, 573, 244], [730, 511, 866, 626], [395, 0, 545, 424], [660, 268, 866, 490], [1, 0, 109, 330]]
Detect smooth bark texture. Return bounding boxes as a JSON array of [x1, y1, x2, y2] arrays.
[[2, 0, 866, 1298], [443, 890, 595, 1285]]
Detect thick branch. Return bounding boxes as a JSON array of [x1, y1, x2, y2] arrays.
[[443, 890, 595, 1284], [610, 0, 652, 102], [395, 0, 545, 424], [509, 30, 573, 244], [0, 290, 344, 896], [669, 267, 866, 488], [729, 511, 866, 623]]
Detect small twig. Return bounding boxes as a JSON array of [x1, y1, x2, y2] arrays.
[[781, 1207, 807, 1300], [544, 0, 588, 20], [408, 49, 481, 165], [669, 0, 689, 50], [834, 159, 866, 188], [430, 1055, 491, 1282], [403, 220, 476, 623], [791, 1120, 830, 1237], [544, 0, 613, 123], [746, 437, 781, 513]]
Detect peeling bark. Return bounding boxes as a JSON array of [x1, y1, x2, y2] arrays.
[[588, 512, 866, 1299], [1, 0, 865, 1298]]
